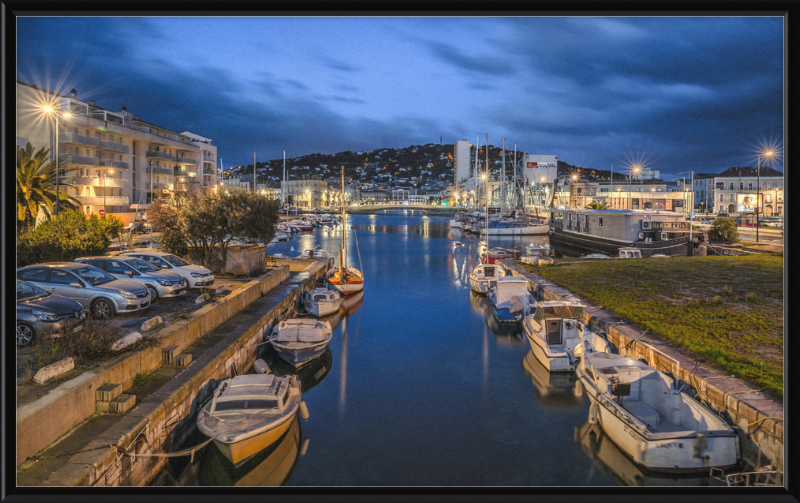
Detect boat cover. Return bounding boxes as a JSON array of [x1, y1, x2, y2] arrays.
[[275, 320, 331, 342], [494, 278, 531, 305]]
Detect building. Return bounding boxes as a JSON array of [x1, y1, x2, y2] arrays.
[[360, 189, 390, 204], [710, 166, 783, 216], [522, 154, 558, 185], [453, 140, 472, 184], [678, 173, 716, 212], [16, 81, 218, 224], [565, 179, 693, 214], [391, 188, 410, 205], [281, 179, 329, 208]]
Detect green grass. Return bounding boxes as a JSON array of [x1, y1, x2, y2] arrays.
[[520, 255, 784, 398]]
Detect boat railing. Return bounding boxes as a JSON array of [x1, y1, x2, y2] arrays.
[[725, 471, 783, 487]]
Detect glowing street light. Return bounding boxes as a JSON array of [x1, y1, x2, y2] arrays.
[[756, 150, 775, 242], [41, 105, 72, 216]]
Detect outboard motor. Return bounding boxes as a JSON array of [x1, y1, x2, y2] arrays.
[[254, 359, 271, 374]]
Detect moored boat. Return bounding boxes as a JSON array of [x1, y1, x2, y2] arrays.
[[269, 319, 333, 368], [480, 220, 549, 235], [576, 350, 740, 473], [487, 276, 535, 323], [326, 167, 365, 296], [303, 288, 341, 317], [196, 371, 308, 467], [469, 262, 506, 295]]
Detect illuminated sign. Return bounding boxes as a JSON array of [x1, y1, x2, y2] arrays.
[[527, 162, 557, 169], [736, 193, 761, 213]]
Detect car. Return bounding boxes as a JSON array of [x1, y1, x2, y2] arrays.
[[74, 256, 188, 302], [121, 251, 215, 289], [717, 212, 729, 218], [16, 262, 151, 319], [16, 280, 87, 346]]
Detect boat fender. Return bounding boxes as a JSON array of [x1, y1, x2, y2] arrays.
[[574, 379, 584, 397], [254, 359, 271, 374], [588, 401, 599, 424], [299, 401, 310, 421], [635, 440, 646, 464], [300, 437, 310, 456]]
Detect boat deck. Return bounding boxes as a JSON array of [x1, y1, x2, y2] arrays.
[[619, 399, 685, 434]]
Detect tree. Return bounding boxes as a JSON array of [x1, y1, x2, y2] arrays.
[[16, 142, 80, 232], [585, 200, 610, 210], [286, 194, 294, 206], [708, 217, 739, 243]]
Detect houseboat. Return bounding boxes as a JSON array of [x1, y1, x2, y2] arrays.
[[549, 209, 697, 257]]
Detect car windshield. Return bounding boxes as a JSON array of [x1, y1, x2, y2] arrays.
[[74, 266, 114, 285], [163, 254, 190, 267], [128, 258, 158, 273], [17, 280, 50, 302]]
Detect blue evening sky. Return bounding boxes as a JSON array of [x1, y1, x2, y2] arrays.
[[16, 16, 784, 178]]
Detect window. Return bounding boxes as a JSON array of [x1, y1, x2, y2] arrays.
[[106, 261, 132, 274], [730, 194, 735, 202], [598, 217, 603, 227], [748, 182, 753, 190], [767, 181, 772, 189], [778, 181, 783, 187], [740, 182, 744, 190], [766, 194, 772, 203], [729, 182, 734, 190], [18, 268, 47, 282], [49, 270, 79, 285]]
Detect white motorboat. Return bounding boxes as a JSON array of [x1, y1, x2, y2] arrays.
[[269, 319, 333, 368], [487, 276, 535, 323], [469, 262, 506, 295], [196, 369, 308, 467], [297, 245, 334, 260], [449, 218, 462, 229], [576, 351, 740, 473], [581, 253, 612, 259], [480, 220, 550, 235], [522, 301, 612, 373], [618, 247, 643, 258], [303, 288, 341, 317]]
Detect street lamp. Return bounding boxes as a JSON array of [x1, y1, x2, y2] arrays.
[[678, 170, 694, 252], [103, 169, 115, 215], [756, 151, 774, 242], [41, 106, 72, 216]]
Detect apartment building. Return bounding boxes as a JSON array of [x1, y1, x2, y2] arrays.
[[710, 166, 783, 216], [565, 179, 693, 213], [16, 81, 218, 224]]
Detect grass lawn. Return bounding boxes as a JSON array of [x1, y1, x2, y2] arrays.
[[519, 255, 784, 398]]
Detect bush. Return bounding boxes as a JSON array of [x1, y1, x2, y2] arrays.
[[708, 217, 739, 243], [16, 210, 124, 267]]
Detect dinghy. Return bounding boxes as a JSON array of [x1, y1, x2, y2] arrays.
[[269, 319, 333, 368]]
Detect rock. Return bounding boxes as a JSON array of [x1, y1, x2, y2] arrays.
[[139, 316, 163, 332], [112, 331, 144, 350], [195, 293, 209, 304], [33, 357, 75, 384], [214, 285, 230, 296]]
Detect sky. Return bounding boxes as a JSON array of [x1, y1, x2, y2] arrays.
[[16, 16, 784, 179]]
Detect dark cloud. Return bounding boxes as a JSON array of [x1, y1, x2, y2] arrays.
[[427, 41, 516, 76]]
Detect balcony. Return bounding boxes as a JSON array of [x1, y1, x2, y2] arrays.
[[75, 195, 130, 206], [173, 156, 197, 165], [203, 155, 216, 163], [151, 167, 174, 176], [146, 151, 174, 161], [149, 182, 170, 190], [59, 132, 99, 147], [68, 176, 130, 188], [97, 140, 129, 154], [203, 167, 216, 175], [60, 154, 99, 166], [99, 159, 129, 170]]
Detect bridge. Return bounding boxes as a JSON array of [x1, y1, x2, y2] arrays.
[[346, 204, 458, 216]]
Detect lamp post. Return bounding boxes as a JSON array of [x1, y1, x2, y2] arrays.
[[571, 174, 577, 208], [41, 106, 72, 216], [628, 166, 640, 210], [756, 151, 774, 242], [678, 171, 694, 253], [103, 169, 115, 215]]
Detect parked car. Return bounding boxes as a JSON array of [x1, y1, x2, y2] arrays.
[[121, 251, 215, 289], [16, 280, 87, 346], [16, 262, 151, 319], [717, 211, 729, 218], [74, 256, 188, 301]]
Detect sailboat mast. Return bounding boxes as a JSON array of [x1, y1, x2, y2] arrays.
[[501, 137, 506, 216], [341, 166, 346, 270], [485, 133, 489, 213]]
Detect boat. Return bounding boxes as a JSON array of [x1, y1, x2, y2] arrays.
[[480, 219, 549, 235], [469, 263, 507, 295], [326, 167, 365, 296], [449, 218, 462, 229], [521, 242, 553, 265], [303, 288, 341, 317], [576, 350, 740, 473], [297, 245, 334, 260], [269, 319, 333, 368], [581, 253, 612, 259], [522, 301, 614, 373], [480, 247, 520, 264], [196, 370, 308, 467], [261, 347, 333, 394], [618, 247, 642, 258], [521, 350, 583, 409], [549, 209, 699, 257], [487, 276, 535, 323]]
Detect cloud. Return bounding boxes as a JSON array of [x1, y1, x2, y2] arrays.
[[426, 41, 516, 76]]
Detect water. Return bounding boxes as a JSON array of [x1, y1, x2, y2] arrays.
[[152, 214, 718, 487]]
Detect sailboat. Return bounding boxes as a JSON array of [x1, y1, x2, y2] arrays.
[[469, 138, 506, 294], [326, 167, 364, 296]]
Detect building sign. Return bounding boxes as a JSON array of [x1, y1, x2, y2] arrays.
[[736, 193, 761, 213], [527, 162, 557, 169]]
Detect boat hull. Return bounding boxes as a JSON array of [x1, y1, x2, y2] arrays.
[[492, 306, 523, 324], [524, 327, 574, 373], [550, 228, 691, 258], [577, 367, 739, 473], [212, 413, 296, 467], [304, 298, 341, 317], [469, 274, 496, 295], [327, 279, 364, 296], [481, 224, 549, 235], [271, 341, 330, 368]]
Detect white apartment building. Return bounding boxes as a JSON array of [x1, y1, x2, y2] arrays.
[[16, 81, 218, 224], [710, 166, 784, 216], [453, 140, 472, 184]]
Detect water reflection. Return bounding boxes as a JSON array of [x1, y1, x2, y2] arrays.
[[470, 292, 525, 347], [198, 416, 302, 486], [574, 421, 711, 486], [350, 223, 451, 238], [521, 350, 582, 409], [260, 347, 333, 394]]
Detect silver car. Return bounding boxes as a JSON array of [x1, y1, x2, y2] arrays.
[[16, 280, 87, 346], [16, 262, 151, 319], [122, 251, 215, 289], [75, 256, 188, 302]]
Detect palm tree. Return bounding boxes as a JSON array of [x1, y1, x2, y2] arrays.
[[585, 200, 610, 210], [16, 142, 80, 231]]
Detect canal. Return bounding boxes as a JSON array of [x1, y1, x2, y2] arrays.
[[151, 213, 717, 487]]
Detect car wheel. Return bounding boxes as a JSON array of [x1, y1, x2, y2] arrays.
[[145, 285, 159, 302], [91, 298, 115, 319], [17, 322, 36, 346]]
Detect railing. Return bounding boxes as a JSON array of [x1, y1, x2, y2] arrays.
[[68, 176, 130, 188], [59, 133, 99, 147], [145, 151, 174, 161], [173, 156, 197, 165], [98, 140, 129, 154], [150, 167, 174, 176], [203, 167, 216, 175], [75, 195, 130, 206], [59, 154, 99, 166], [203, 156, 216, 163], [99, 159, 129, 170]]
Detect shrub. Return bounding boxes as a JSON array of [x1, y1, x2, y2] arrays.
[[708, 217, 739, 243], [711, 295, 723, 305], [722, 285, 734, 297], [745, 292, 757, 303]]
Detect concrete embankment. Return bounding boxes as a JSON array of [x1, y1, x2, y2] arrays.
[[498, 259, 784, 473], [16, 260, 328, 486]]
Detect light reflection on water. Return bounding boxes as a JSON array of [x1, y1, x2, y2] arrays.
[[154, 215, 717, 487]]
